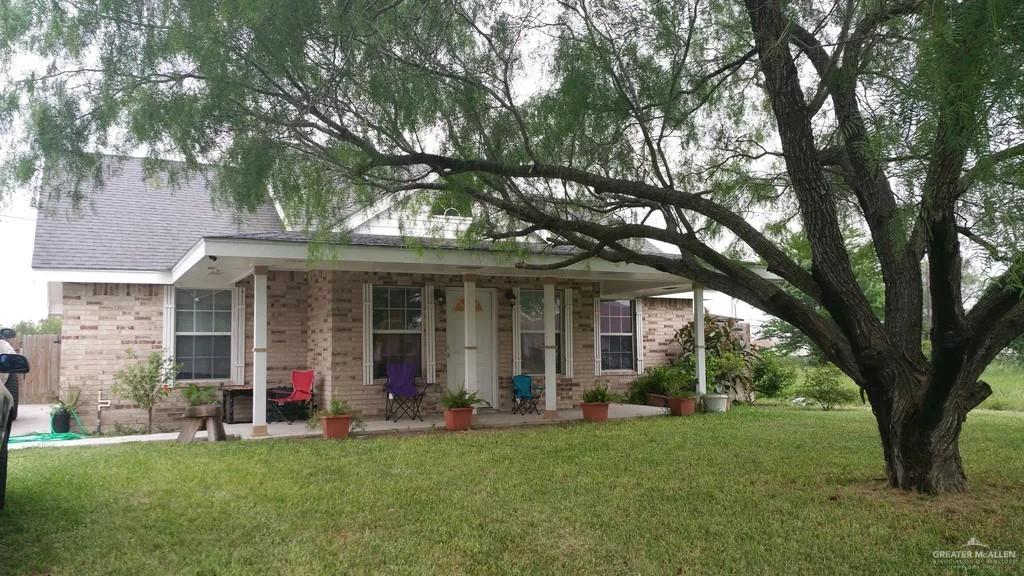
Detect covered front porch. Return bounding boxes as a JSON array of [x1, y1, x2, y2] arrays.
[[170, 234, 713, 436]]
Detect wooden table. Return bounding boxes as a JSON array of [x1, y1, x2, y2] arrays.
[[221, 386, 253, 424]]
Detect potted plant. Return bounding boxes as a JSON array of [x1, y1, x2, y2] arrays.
[[580, 383, 614, 422], [307, 400, 357, 439], [176, 383, 227, 442], [50, 387, 82, 433], [441, 387, 488, 431], [702, 354, 737, 413], [665, 381, 697, 417], [181, 383, 220, 418]]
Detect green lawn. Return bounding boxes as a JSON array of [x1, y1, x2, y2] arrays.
[[2, 407, 1023, 575]]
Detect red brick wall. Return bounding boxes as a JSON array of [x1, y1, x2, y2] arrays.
[[62, 278, 694, 430], [641, 297, 693, 368], [60, 283, 189, 432]]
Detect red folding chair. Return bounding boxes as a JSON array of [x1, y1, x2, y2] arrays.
[[269, 370, 315, 424]]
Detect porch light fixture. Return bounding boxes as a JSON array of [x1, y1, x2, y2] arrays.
[[504, 289, 516, 304]]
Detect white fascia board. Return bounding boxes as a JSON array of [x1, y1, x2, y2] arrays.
[[171, 238, 209, 283], [199, 237, 684, 280], [33, 268, 172, 284]]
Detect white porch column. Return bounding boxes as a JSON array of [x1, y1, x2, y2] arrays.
[[694, 284, 707, 396], [463, 276, 478, 394], [252, 267, 269, 437], [543, 282, 557, 417]]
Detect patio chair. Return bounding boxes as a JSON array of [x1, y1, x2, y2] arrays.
[[385, 363, 427, 422], [512, 374, 542, 415], [268, 370, 315, 424]]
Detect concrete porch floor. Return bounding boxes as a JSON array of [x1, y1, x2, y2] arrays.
[[9, 403, 667, 450]]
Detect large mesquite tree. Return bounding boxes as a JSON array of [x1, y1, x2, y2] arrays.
[[2, 0, 1023, 493]]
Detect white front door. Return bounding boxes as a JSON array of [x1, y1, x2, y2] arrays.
[[446, 288, 497, 407]]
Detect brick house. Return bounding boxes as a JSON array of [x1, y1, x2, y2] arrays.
[[33, 157, 708, 434]]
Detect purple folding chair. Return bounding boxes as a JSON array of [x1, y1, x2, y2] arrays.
[[385, 363, 427, 422]]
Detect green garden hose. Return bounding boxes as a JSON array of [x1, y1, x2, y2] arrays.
[[8, 408, 88, 444]]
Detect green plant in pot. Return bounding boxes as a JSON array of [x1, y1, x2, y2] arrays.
[[50, 387, 81, 434], [580, 383, 617, 422], [441, 387, 489, 431], [665, 379, 698, 417], [307, 400, 359, 439], [180, 383, 220, 418]]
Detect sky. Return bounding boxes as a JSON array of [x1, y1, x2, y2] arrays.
[[0, 188, 49, 326]]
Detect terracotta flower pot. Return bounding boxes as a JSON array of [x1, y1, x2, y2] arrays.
[[321, 414, 352, 439], [444, 407, 474, 431], [667, 396, 697, 416], [580, 402, 609, 422]]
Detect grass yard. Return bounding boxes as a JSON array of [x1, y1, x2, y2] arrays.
[[2, 407, 1023, 575], [979, 362, 1024, 411]]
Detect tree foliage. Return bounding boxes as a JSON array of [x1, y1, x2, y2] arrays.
[[5, 316, 61, 336], [2, 0, 1023, 493]]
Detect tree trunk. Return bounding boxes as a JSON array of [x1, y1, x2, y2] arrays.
[[147, 406, 153, 434], [868, 386, 969, 494]]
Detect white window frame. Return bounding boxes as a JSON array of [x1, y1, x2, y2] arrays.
[[599, 299, 638, 373], [370, 285, 424, 380], [172, 287, 235, 381], [517, 288, 565, 376]]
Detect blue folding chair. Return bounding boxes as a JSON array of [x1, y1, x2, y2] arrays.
[[512, 375, 542, 415]]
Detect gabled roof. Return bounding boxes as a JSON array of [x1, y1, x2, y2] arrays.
[[32, 157, 284, 272]]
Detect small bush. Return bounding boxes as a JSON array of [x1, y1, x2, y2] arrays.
[[752, 350, 797, 398], [798, 364, 856, 411], [442, 387, 489, 409], [582, 383, 612, 403], [627, 365, 693, 403]]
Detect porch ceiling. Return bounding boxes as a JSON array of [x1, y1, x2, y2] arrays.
[[172, 237, 694, 297]]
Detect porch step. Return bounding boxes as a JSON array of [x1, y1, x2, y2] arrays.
[[476, 407, 500, 415]]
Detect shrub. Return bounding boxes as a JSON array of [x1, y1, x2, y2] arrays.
[[307, 400, 361, 431], [798, 364, 856, 411], [627, 364, 693, 403], [752, 350, 797, 399], [442, 387, 489, 409], [112, 350, 177, 433], [582, 383, 610, 403], [180, 383, 218, 407]]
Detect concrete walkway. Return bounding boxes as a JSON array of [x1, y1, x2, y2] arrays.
[[9, 404, 54, 437], [9, 403, 666, 450]]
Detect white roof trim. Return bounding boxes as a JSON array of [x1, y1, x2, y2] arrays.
[[187, 237, 685, 281], [34, 268, 172, 284]]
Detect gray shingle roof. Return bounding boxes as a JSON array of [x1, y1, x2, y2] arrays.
[[32, 157, 285, 271]]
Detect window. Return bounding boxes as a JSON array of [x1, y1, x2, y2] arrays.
[[372, 286, 422, 378], [175, 289, 232, 380], [519, 289, 563, 374], [600, 300, 635, 371]]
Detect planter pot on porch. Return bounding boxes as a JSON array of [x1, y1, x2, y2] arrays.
[[646, 393, 669, 408], [444, 407, 474, 431], [183, 404, 222, 419], [178, 404, 226, 443], [702, 394, 729, 413], [580, 402, 609, 423], [321, 414, 352, 439], [51, 411, 71, 433], [667, 396, 697, 416]]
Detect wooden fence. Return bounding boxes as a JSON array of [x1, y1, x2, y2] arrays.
[[12, 334, 61, 403]]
